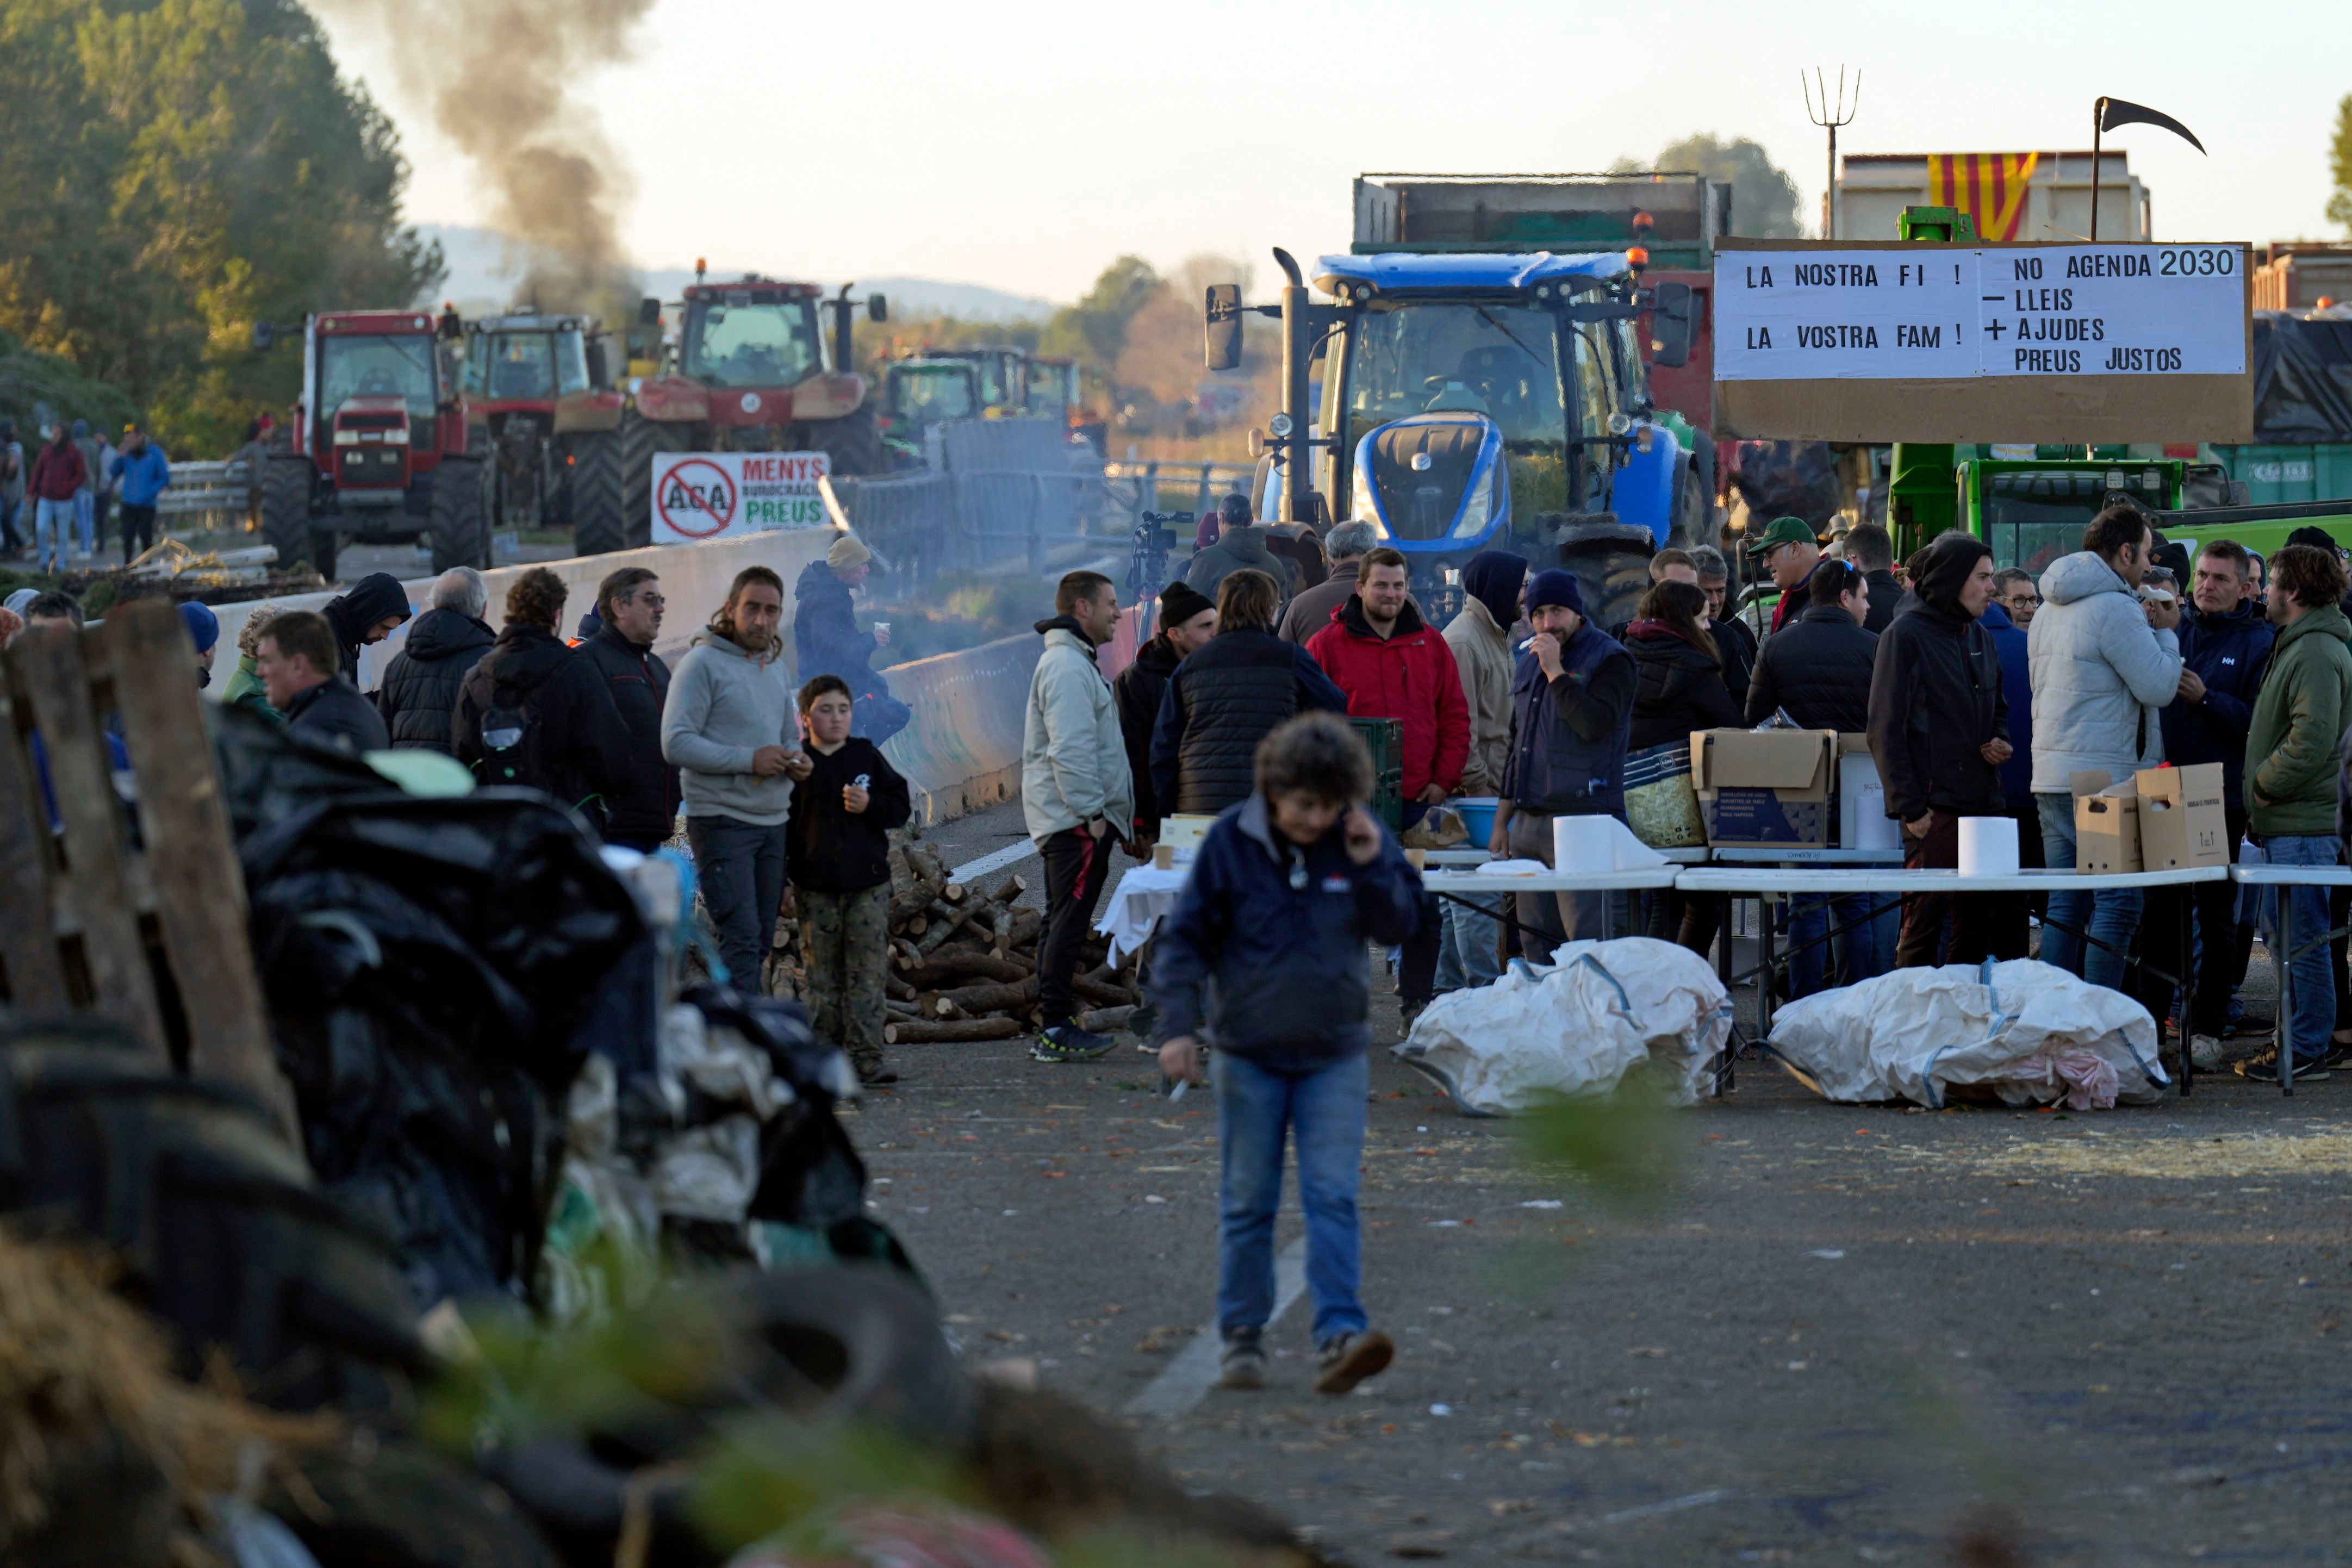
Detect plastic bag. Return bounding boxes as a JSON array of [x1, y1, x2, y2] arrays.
[[1765, 957, 2169, 1109], [1396, 937, 1730, 1114]]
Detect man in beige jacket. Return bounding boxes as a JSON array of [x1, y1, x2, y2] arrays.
[[1435, 551, 1526, 992]]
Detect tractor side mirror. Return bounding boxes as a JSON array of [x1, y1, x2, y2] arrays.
[[251, 322, 276, 351], [638, 296, 662, 326], [867, 294, 888, 324], [1647, 281, 1694, 369], [1204, 284, 1243, 371], [586, 339, 611, 390]]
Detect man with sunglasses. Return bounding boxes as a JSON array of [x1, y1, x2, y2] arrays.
[[583, 565, 681, 853]]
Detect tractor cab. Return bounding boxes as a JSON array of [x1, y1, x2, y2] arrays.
[[632, 277, 868, 434], [457, 309, 624, 531], [884, 357, 982, 437]]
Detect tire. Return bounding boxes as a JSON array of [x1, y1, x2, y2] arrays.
[[619, 409, 690, 549], [801, 397, 880, 477], [1552, 512, 1657, 633], [569, 428, 627, 556], [261, 455, 317, 573], [431, 454, 490, 574]]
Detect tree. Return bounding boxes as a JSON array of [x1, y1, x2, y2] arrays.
[[1040, 256, 1160, 369], [1616, 134, 1804, 239], [2329, 93, 2352, 234], [0, 0, 439, 455]]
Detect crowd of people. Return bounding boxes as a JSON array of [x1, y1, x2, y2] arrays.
[[0, 418, 174, 570]]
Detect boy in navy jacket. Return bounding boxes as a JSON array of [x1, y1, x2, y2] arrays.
[[1152, 711, 1422, 1396]]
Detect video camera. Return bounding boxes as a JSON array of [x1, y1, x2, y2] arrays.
[[1128, 510, 1192, 602]]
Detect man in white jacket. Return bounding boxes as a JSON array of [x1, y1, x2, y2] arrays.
[[1023, 569, 1135, 1062], [2027, 506, 2191, 991]]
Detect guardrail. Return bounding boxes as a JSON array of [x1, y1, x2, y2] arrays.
[[154, 459, 250, 530]]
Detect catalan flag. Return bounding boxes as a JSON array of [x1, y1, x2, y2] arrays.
[[1925, 152, 2042, 241]]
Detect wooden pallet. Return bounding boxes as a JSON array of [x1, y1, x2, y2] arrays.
[[0, 598, 294, 1134]]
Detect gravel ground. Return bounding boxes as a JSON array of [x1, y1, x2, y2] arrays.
[[855, 802, 2351, 1565]]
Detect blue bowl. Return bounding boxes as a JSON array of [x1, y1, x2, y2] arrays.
[[1452, 796, 1499, 845]]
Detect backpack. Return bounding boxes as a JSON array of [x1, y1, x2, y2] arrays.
[[466, 664, 554, 793]]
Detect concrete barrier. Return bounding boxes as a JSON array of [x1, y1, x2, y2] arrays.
[[877, 633, 1040, 826], [206, 529, 838, 695]]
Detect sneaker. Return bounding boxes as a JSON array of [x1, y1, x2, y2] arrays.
[[2189, 1035, 2226, 1072], [854, 1056, 898, 1085], [1030, 1022, 1115, 1063], [1314, 1330, 1395, 1396], [1217, 1331, 1267, 1391], [2323, 1041, 2352, 1074], [2230, 1013, 2275, 1038], [2235, 1052, 2329, 1085]]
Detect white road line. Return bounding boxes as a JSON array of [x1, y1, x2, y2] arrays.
[[1126, 1236, 1309, 1420], [948, 839, 1039, 882]]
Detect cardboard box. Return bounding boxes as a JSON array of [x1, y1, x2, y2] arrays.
[[2135, 762, 2230, 869], [1690, 729, 1837, 848], [1835, 733, 1900, 851], [2071, 770, 2142, 874]]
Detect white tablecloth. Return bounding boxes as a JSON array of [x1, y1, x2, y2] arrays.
[[1096, 864, 1191, 961]]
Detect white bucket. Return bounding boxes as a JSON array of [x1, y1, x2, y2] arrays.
[[1957, 816, 2020, 878]]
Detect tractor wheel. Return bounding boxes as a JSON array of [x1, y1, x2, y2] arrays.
[[1551, 512, 1658, 633], [569, 428, 627, 556], [804, 399, 881, 477], [620, 409, 690, 549], [261, 455, 318, 574], [431, 454, 491, 574]]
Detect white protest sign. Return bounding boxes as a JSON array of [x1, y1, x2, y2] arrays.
[[1715, 245, 2245, 381], [650, 452, 831, 544]]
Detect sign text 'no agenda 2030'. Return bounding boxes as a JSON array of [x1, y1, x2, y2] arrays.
[[1713, 245, 2245, 382]]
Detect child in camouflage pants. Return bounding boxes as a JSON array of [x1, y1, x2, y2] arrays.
[[786, 675, 912, 1082]]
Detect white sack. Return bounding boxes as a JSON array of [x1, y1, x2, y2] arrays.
[[1396, 937, 1731, 1114], [1766, 957, 2170, 1110]]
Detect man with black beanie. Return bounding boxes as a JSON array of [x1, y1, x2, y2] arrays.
[[1866, 532, 2021, 965], [1114, 579, 1217, 847]]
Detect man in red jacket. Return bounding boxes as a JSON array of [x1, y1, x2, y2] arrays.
[[27, 425, 88, 574], [1306, 545, 1469, 1019]]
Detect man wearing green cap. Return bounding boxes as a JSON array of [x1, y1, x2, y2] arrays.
[[1746, 517, 1822, 637]]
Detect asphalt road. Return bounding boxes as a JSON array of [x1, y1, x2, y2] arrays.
[[861, 802, 2352, 1564]]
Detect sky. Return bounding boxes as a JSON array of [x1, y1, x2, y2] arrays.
[[315, 0, 2350, 307]]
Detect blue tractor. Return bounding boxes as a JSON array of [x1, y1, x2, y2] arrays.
[[1207, 243, 1699, 628]]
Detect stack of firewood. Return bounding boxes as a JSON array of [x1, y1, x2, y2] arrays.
[[766, 829, 1144, 1043]]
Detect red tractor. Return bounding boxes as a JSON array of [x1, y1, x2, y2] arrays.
[[254, 309, 490, 581], [458, 308, 629, 554], [618, 276, 887, 545]]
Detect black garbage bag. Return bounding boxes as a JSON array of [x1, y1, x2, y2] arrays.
[[2251, 309, 2352, 443], [1730, 439, 1844, 528], [242, 790, 648, 1309]]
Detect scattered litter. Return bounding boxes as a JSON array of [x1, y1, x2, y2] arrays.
[[1429, 1403, 1454, 1416], [1767, 959, 2168, 1109], [1807, 1249, 1845, 1260], [1520, 1200, 1564, 1209], [1397, 938, 1730, 1114]]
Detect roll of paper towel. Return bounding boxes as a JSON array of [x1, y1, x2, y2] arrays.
[[1957, 816, 2019, 877], [1554, 814, 1616, 874]]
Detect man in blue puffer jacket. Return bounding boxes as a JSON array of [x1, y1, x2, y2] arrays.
[[1152, 712, 1421, 1401]]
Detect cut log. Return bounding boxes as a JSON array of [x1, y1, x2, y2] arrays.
[[934, 977, 1039, 1015], [891, 939, 925, 972], [941, 881, 967, 903], [1072, 974, 1137, 1009], [990, 873, 1026, 904], [1077, 1005, 1136, 1033], [886, 977, 919, 1003], [1001, 907, 1043, 948], [895, 950, 1031, 989], [886, 1017, 1022, 1043]]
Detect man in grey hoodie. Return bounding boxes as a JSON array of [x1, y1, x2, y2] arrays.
[[661, 564, 812, 988], [2027, 506, 2191, 991]]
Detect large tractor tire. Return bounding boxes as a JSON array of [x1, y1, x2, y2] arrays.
[[619, 409, 691, 550], [804, 398, 881, 477], [261, 455, 319, 574], [568, 428, 628, 556], [1550, 512, 1657, 633], [430, 453, 491, 574]]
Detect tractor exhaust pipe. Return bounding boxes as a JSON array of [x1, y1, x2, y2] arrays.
[[1273, 248, 1312, 526]]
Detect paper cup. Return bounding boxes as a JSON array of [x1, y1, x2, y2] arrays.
[[1957, 816, 2020, 878], [1553, 815, 1616, 875]]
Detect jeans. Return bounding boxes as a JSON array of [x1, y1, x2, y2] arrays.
[[1505, 810, 1618, 961], [2036, 793, 2143, 991], [72, 490, 93, 553], [686, 813, 789, 988], [1787, 894, 1884, 997], [117, 502, 157, 565], [33, 497, 73, 571], [1395, 801, 1442, 1004], [1038, 826, 1113, 1024], [2258, 834, 2340, 1063], [1215, 1049, 1369, 1346], [1434, 894, 1503, 993]]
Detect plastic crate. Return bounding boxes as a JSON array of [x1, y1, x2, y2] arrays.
[[1348, 717, 1405, 829]]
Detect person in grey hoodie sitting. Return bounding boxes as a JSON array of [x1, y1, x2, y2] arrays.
[[2027, 506, 2190, 992], [661, 564, 812, 988], [1185, 493, 1293, 606]]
